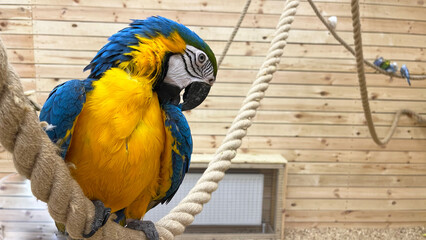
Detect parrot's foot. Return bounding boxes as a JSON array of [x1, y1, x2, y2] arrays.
[[126, 220, 159, 240], [82, 200, 111, 238]]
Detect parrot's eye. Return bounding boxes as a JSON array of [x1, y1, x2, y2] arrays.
[[197, 53, 207, 64]]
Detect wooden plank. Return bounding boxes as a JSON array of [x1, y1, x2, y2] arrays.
[[245, 134, 408, 152], [34, 94, 426, 114], [19, 77, 36, 91], [7, 49, 34, 63], [0, 34, 33, 49], [32, 35, 426, 63], [9, 63, 35, 78], [35, 69, 426, 88], [224, 57, 426, 74], [31, 0, 426, 21], [185, 110, 426, 126], [33, 35, 107, 51], [323, 0, 424, 7], [285, 210, 426, 222], [283, 150, 426, 164], [32, 20, 426, 48], [196, 97, 426, 113], [215, 70, 426, 87], [0, 196, 47, 210], [287, 175, 426, 187], [31, 51, 426, 74], [0, 6, 32, 20], [287, 162, 426, 175], [0, 160, 16, 173], [189, 135, 426, 152], [0, 183, 32, 196], [0, 222, 56, 234], [3, 231, 62, 240], [0, 20, 32, 34], [296, 2, 426, 21], [192, 154, 286, 165], [212, 83, 426, 101], [36, 61, 424, 82], [0, 209, 52, 222], [176, 233, 276, 240], [0, 173, 26, 183], [0, 146, 12, 160], [286, 199, 426, 211], [190, 146, 425, 161], [287, 187, 426, 199], [0, 0, 30, 4], [275, 149, 426, 164], [31, 6, 426, 35], [285, 222, 426, 228], [188, 122, 426, 139], [32, 0, 276, 13]]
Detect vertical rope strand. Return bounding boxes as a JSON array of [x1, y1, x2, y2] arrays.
[[217, 0, 252, 68]]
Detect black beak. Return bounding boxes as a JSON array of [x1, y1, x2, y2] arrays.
[[181, 82, 211, 111]]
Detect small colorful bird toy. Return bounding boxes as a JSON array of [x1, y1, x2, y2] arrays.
[[373, 57, 398, 74], [400, 64, 411, 86]]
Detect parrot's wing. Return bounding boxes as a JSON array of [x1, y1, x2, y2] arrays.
[[39, 79, 94, 158], [155, 104, 193, 206]]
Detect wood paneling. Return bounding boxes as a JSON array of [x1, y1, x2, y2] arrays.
[[0, 0, 425, 234]]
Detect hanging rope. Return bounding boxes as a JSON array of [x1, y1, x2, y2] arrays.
[[307, 0, 426, 146], [217, 0, 252, 68], [307, 0, 426, 81], [0, 0, 299, 239]]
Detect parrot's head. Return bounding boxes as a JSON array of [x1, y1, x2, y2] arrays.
[[85, 16, 217, 111]]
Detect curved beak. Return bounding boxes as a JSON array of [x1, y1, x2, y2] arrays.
[[181, 82, 211, 111]]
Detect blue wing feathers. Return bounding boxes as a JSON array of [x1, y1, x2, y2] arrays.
[[161, 104, 192, 204], [40, 79, 94, 158]]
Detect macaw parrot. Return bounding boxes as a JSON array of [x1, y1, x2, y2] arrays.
[[39, 16, 217, 239]]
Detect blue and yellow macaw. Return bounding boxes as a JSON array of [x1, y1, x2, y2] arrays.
[[39, 16, 217, 239]]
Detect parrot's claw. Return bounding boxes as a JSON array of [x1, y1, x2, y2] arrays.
[[126, 220, 159, 240], [82, 200, 111, 238]]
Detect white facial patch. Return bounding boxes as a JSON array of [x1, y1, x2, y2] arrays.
[[163, 45, 215, 90], [164, 54, 191, 90]]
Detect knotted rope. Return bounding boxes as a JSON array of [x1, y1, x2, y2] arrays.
[[0, 38, 96, 238], [0, 0, 299, 239], [308, 0, 426, 146]]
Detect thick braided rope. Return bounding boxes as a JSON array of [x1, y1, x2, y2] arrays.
[[0, 38, 97, 239], [307, 0, 426, 81], [350, 0, 425, 146], [0, 0, 299, 239], [217, 0, 252, 68]]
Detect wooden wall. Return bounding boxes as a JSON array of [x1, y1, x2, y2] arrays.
[[0, 0, 425, 230]]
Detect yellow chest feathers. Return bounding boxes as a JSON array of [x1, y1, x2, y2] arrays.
[[65, 68, 172, 213]]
